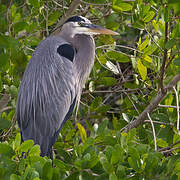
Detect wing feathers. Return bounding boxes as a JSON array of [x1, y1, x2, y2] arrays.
[[16, 36, 77, 155]]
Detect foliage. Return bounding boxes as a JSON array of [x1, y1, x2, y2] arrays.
[[0, 0, 180, 179]]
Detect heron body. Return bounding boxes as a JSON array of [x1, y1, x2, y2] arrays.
[[16, 16, 118, 158]]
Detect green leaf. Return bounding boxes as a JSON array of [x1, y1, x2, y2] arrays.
[[113, 3, 133, 12], [99, 152, 114, 174], [29, 145, 41, 156], [98, 77, 117, 86], [152, 20, 158, 32], [156, 138, 168, 148], [103, 136, 117, 146], [53, 159, 72, 171], [128, 157, 140, 171], [19, 140, 34, 154], [122, 113, 130, 123], [141, 4, 151, 17], [99, 54, 107, 64], [13, 133, 21, 151], [54, 146, 71, 163], [10, 4, 16, 19], [77, 122, 87, 143], [174, 57, 180, 66], [116, 165, 126, 179], [42, 161, 53, 180], [28, 0, 39, 7], [0, 35, 9, 48], [0, 143, 14, 156], [106, 51, 130, 63], [0, 79, 2, 92], [13, 22, 27, 33], [109, 172, 118, 180], [143, 44, 157, 55], [0, 117, 11, 130], [132, 20, 145, 30], [138, 39, 149, 51], [65, 171, 79, 180], [137, 59, 147, 80], [106, 61, 119, 74], [90, 97, 102, 110], [111, 144, 124, 164], [0, 53, 9, 71], [143, 11, 155, 22], [48, 11, 61, 26], [165, 39, 176, 49], [144, 55, 152, 63], [10, 174, 21, 180], [97, 119, 108, 135]]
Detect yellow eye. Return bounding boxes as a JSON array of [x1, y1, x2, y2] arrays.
[[78, 22, 83, 26]]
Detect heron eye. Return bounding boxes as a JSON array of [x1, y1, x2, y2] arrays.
[[78, 22, 83, 26]]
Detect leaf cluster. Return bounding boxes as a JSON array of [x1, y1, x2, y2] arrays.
[[0, 0, 180, 179]]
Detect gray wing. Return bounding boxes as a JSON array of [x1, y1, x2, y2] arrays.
[[16, 36, 78, 156]]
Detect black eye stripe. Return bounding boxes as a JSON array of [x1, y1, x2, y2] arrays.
[[65, 16, 85, 23]]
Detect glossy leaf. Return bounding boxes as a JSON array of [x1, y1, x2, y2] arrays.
[[137, 59, 147, 80], [77, 122, 87, 143], [143, 11, 155, 22], [106, 51, 130, 63], [113, 3, 133, 12], [174, 57, 180, 66]]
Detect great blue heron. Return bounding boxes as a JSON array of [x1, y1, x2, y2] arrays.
[[16, 16, 119, 158]]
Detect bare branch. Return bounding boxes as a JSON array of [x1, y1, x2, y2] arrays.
[[147, 113, 157, 151], [158, 104, 179, 109], [158, 140, 180, 152], [173, 87, 180, 134], [144, 120, 173, 126], [161, 146, 180, 154], [122, 74, 180, 133], [0, 94, 11, 112], [0, 106, 13, 113], [159, 22, 168, 91]]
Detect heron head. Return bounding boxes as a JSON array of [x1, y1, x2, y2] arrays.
[[61, 16, 119, 37]]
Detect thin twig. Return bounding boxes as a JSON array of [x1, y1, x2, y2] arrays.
[[0, 94, 11, 112], [165, 55, 175, 70], [158, 104, 179, 109], [122, 74, 180, 133], [173, 86, 180, 134], [124, 91, 140, 114], [45, 0, 49, 36], [1, 114, 16, 140], [52, 0, 81, 33], [146, 28, 164, 52], [0, 106, 13, 113], [116, 62, 125, 81], [144, 120, 174, 126], [82, 87, 149, 94], [160, 146, 180, 154], [158, 140, 180, 152], [147, 113, 157, 151], [96, 44, 160, 58], [159, 22, 168, 91]]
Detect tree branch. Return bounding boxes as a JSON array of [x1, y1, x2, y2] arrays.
[[122, 74, 180, 133], [0, 94, 10, 112], [159, 22, 168, 91]]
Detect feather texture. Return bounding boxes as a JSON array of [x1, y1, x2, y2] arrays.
[[16, 34, 95, 157]]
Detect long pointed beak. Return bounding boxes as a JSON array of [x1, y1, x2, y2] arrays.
[[87, 24, 119, 35]]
